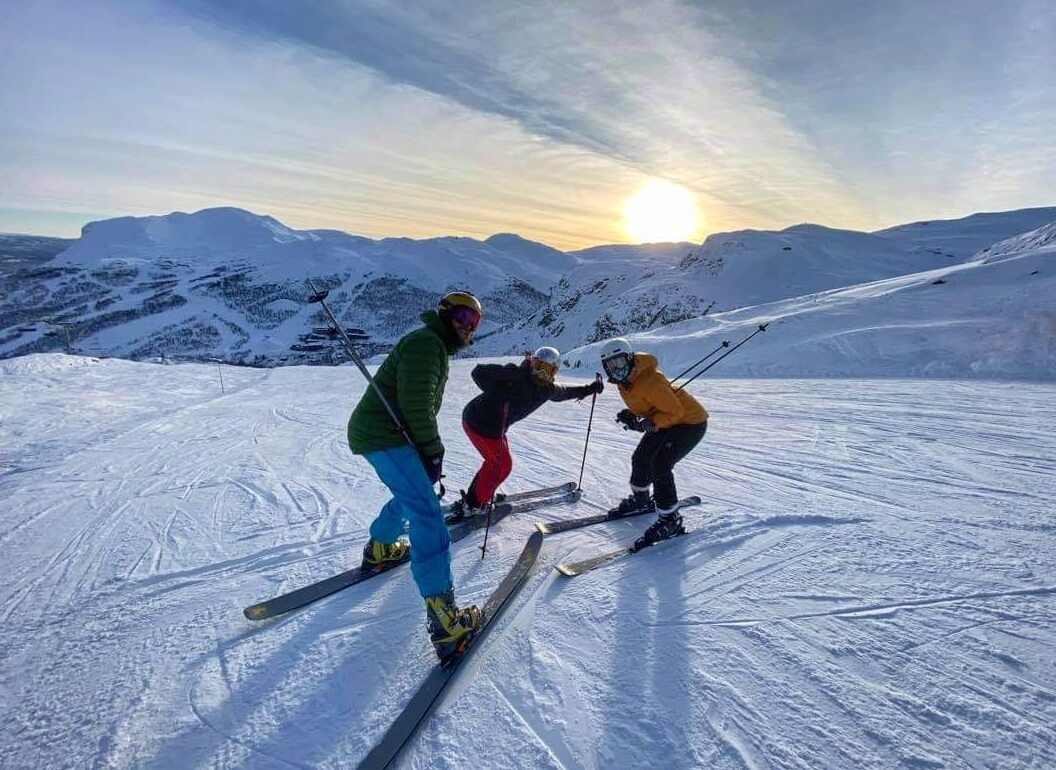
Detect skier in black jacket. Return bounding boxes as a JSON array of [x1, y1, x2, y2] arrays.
[[451, 347, 603, 516]]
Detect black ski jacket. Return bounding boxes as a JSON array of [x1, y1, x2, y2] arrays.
[[462, 360, 593, 438]]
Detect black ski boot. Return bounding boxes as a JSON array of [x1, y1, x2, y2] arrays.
[[632, 512, 686, 551], [444, 491, 486, 524], [611, 490, 654, 516]]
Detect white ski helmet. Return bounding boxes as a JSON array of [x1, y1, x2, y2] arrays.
[[600, 338, 633, 382], [530, 346, 561, 383]]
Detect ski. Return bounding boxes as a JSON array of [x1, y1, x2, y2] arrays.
[[440, 481, 576, 513], [445, 502, 514, 540], [555, 524, 693, 577], [445, 501, 506, 525], [445, 488, 580, 526], [536, 495, 701, 535], [496, 480, 576, 503], [243, 493, 576, 621], [242, 506, 510, 621], [356, 531, 543, 770], [243, 555, 410, 620]]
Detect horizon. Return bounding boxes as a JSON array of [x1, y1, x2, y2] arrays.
[[2, 1, 1054, 250], [5, 202, 1056, 253], [4, 202, 1056, 254]]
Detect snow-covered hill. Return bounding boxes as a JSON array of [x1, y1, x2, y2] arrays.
[[2, 356, 1054, 768], [875, 208, 1056, 262], [0, 233, 74, 274], [563, 221, 1056, 380], [1, 205, 1053, 378], [478, 207, 1056, 358], [60, 208, 578, 289], [1, 207, 570, 364]]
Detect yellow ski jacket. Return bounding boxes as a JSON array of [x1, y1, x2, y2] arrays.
[[616, 353, 708, 429]]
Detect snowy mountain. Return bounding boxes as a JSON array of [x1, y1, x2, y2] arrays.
[[476, 207, 1056, 358], [2, 355, 1054, 767], [0, 233, 74, 274], [563, 220, 1056, 380], [0, 207, 571, 364], [874, 208, 1056, 261], [1, 205, 1054, 379]]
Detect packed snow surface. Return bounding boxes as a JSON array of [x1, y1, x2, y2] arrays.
[[2, 355, 1055, 768]]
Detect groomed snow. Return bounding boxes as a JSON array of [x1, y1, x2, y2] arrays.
[[2, 356, 1055, 768]]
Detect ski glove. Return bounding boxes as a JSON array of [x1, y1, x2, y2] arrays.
[[616, 408, 645, 432], [641, 416, 658, 433], [575, 379, 605, 401], [420, 446, 445, 484]]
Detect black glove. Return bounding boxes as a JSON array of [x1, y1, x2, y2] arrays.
[[641, 416, 658, 433], [616, 409, 644, 432], [421, 446, 444, 484], [576, 379, 605, 401]]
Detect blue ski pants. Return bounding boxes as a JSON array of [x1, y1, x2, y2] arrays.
[[364, 445, 452, 598]]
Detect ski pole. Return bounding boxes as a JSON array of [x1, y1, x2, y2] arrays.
[[576, 373, 602, 491], [480, 401, 510, 560], [675, 323, 769, 391], [670, 341, 729, 386], [307, 280, 441, 491]]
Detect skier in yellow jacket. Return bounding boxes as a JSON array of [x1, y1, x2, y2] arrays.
[[600, 338, 708, 548]]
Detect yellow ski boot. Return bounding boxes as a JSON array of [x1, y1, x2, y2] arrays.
[[361, 538, 410, 572], [425, 589, 483, 664]]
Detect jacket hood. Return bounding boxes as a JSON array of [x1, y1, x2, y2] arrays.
[[628, 352, 658, 383]]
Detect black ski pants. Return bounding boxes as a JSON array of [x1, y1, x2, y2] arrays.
[[630, 421, 707, 511]]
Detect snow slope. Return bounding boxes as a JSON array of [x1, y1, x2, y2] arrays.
[[564, 222, 1056, 380], [1, 207, 569, 364], [473, 209, 1056, 358], [2, 356, 1054, 768], [60, 207, 578, 290], [875, 207, 1056, 262]]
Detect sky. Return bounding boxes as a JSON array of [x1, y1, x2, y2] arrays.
[[1, 0, 1054, 250]]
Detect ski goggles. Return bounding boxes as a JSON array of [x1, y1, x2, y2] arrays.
[[602, 352, 632, 381], [449, 305, 482, 330], [531, 358, 558, 381]]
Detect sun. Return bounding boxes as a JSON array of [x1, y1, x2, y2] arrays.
[[622, 180, 701, 243]]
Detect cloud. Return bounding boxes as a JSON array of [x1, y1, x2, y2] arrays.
[[2, 0, 656, 247], [172, 0, 872, 228], [3, 0, 1053, 245]]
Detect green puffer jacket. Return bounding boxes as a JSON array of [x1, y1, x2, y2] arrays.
[[347, 310, 459, 457]]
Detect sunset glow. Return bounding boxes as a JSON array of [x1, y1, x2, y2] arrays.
[[622, 181, 701, 243]]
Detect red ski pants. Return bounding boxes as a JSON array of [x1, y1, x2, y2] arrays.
[[463, 420, 512, 507]]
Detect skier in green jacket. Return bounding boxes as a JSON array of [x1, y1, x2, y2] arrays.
[[347, 290, 484, 663]]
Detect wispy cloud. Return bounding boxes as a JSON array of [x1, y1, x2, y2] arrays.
[[2, 0, 1053, 246], [1, 0, 651, 247], [174, 0, 873, 227]]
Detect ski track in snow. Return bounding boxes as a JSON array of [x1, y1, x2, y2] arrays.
[[1, 356, 1055, 768]]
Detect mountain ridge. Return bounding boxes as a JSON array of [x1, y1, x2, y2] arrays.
[[1, 205, 1053, 379]]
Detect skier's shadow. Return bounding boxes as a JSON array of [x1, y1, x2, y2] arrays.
[[601, 542, 701, 769]]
